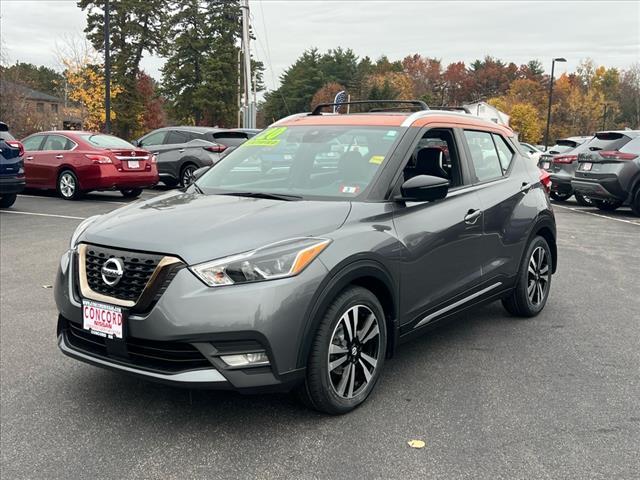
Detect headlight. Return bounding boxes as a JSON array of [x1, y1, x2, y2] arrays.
[[70, 215, 101, 249], [191, 237, 331, 287]]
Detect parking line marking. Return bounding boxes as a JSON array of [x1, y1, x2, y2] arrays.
[[17, 194, 128, 205], [0, 210, 85, 220], [554, 204, 640, 226]]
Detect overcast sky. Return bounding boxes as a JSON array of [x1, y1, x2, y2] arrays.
[[1, 0, 639, 93]]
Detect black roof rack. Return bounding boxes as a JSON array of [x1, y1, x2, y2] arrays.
[[310, 100, 429, 116], [433, 106, 472, 114]]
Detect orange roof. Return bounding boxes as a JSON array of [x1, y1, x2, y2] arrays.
[[276, 111, 514, 136]]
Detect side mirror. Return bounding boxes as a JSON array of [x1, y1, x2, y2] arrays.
[[397, 175, 449, 202], [192, 166, 210, 181], [548, 150, 559, 154], [131, 139, 140, 147]]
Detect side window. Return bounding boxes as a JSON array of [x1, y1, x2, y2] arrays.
[[23, 135, 45, 151], [185, 131, 203, 142], [404, 128, 463, 187], [493, 134, 514, 172], [42, 135, 69, 151], [166, 130, 190, 144], [140, 131, 166, 147], [463, 130, 503, 183]]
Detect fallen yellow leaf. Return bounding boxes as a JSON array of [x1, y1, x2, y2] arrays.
[[407, 439, 425, 449]]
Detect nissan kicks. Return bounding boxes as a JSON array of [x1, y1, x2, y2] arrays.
[[55, 101, 557, 414]]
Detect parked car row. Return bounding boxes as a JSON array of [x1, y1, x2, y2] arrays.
[[538, 130, 640, 215], [0, 122, 259, 206]]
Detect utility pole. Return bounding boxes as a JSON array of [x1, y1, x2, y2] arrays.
[[240, 0, 255, 128], [237, 49, 242, 128], [104, 0, 111, 133], [543, 57, 566, 151], [602, 103, 608, 131]]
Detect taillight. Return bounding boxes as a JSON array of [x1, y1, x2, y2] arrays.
[[553, 155, 577, 164], [204, 144, 227, 153], [598, 151, 638, 161], [6, 140, 24, 157], [539, 169, 551, 194], [85, 154, 113, 164]]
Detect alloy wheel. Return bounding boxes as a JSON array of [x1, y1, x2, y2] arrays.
[[182, 166, 196, 186], [327, 305, 380, 399], [59, 172, 76, 198], [527, 246, 550, 307]]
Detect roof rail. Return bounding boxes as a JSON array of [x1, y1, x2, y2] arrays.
[[310, 100, 429, 116], [433, 106, 472, 114]]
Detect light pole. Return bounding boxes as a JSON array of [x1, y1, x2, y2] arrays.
[[543, 57, 566, 151]]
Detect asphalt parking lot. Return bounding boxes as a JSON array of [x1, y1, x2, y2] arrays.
[[1, 191, 639, 480]]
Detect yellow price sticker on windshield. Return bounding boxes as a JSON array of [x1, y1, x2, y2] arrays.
[[245, 127, 287, 147], [369, 155, 385, 165]]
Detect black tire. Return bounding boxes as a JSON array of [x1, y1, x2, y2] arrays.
[[120, 188, 143, 199], [180, 163, 197, 187], [550, 191, 572, 202], [0, 194, 17, 208], [298, 286, 387, 415], [57, 170, 82, 200], [631, 189, 640, 217], [574, 192, 593, 206], [502, 236, 552, 318], [593, 199, 623, 211]]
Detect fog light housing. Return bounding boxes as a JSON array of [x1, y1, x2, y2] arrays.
[[220, 351, 269, 367]]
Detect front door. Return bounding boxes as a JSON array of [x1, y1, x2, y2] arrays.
[[22, 134, 47, 187], [392, 128, 486, 330]]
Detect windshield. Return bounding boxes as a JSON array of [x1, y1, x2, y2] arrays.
[[79, 134, 135, 149], [196, 125, 404, 200]]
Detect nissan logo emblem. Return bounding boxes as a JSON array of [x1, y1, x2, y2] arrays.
[[101, 258, 125, 287]]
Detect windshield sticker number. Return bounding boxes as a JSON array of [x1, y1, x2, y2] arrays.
[[340, 185, 360, 195], [245, 127, 288, 147]]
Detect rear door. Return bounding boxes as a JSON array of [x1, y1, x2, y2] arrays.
[[393, 127, 486, 331], [461, 129, 532, 285], [36, 135, 76, 188], [22, 134, 47, 186]]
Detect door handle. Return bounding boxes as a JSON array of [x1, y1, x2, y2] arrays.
[[178, 149, 185, 153], [152, 152, 160, 155], [520, 182, 533, 193], [26, 156, 33, 161], [55, 154, 64, 159], [464, 209, 482, 225]]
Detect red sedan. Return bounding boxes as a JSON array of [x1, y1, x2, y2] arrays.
[[21, 131, 159, 200]]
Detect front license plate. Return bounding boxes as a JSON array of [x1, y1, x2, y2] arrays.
[[581, 162, 592, 171], [82, 300, 124, 339], [128, 160, 140, 169], [541, 161, 550, 170]]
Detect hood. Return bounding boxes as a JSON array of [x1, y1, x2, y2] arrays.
[[82, 191, 351, 264]]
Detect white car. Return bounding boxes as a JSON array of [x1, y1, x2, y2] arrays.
[[519, 142, 544, 163]]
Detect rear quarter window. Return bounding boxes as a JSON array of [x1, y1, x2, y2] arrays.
[[0, 131, 16, 142]]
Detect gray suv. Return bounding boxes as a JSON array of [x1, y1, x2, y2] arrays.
[[134, 127, 258, 187], [56, 102, 557, 414]]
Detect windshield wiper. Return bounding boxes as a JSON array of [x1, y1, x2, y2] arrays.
[[190, 183, 204, 194], [217, 191, 303, 201]]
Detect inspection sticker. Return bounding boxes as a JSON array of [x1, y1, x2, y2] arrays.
[[369, 155, 385, 165]]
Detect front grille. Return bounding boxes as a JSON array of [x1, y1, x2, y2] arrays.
[[85, 245, 164, 302], [65, 320, 212, 373]]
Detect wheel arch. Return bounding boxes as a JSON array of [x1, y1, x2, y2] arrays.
[[529, 214, 557, 274], [297, 258, 399, 369], [56, 165, 82, 189]]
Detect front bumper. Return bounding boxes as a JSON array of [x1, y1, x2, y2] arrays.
[[55, 247, 326, 392], [0, 176, 26, 195]]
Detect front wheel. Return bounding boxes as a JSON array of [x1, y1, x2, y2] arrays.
[[550, 191, 572, 202], [502, 236, 552, 317], [593, 199, 623, 211], [120, 188, 143, 199], [57, 170, 82, 200], [0, 194, 17, 208], [574, 192, 593, 206], [298, 286, 387, 414]]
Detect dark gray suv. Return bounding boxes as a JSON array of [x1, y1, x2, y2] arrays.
[[56, 102, 557, 414]]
